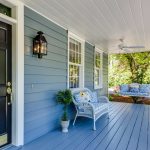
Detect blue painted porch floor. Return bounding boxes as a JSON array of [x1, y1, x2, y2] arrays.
[[8, 102, 150, 150]]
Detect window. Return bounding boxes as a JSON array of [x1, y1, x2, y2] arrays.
[[68, 33, 84, 88], [0, 3, 11, 17], [94, 49, 103, 89]]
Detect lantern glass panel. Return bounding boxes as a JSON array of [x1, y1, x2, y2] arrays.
[[41, 42, 47, 55], [33, 31, 47, 58], [33, 40, 40, 54]]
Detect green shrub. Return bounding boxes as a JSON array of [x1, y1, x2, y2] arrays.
[[56, 89, 73, 121]]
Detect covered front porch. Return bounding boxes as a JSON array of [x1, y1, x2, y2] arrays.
[[1, 0, 150, 150], [8, 102, 149, 150]]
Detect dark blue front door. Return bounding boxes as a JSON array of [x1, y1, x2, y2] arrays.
[[0, 21, 12, 147]]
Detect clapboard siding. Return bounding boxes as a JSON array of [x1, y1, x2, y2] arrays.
[[24, 91, 58, 103], [24, 35, 67, 50], [24, 18, 67, 43], [24, 7, 66, 36], [24, 65, 67, 76], [84, 42, 108, 96], [24, 56, 67, 70], [24, 83, 66, 94], [25, 106, 62, 123], [24, 7, 108, 144], [84, 42, 94, 91], [25, 75, 66, 84], [24, 7, 68, 144], [24, 119, 59, 144], [25, 45, 67, 56], [99, 53, 108, 96]]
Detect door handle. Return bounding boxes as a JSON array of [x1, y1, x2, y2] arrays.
[[7, 87, 12, 94], [7, 93, 12, 106], [7, 82, 12, 105], [7, 82, 12, 94], [8, 102, 11, 105]]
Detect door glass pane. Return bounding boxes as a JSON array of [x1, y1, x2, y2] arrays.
[[0, 50, 6, 84], [0, 29, 6, 43], [0, 97, 6, 135], [0, 4, 11, 17]]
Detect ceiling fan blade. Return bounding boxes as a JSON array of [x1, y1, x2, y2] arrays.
[[122, 48, 131, 53], [122, 46, 145, 49]]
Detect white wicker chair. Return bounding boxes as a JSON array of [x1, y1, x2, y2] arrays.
[[71, 88, 109, 130]]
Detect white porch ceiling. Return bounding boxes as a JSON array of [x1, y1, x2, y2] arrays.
[[20, 0, 150, 53]]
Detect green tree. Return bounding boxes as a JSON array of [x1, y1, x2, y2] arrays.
[[109, 52, 150, 87]]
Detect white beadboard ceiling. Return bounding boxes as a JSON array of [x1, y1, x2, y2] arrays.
[[20, 0, 150, 53]]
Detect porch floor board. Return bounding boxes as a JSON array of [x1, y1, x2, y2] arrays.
[[7, 102, 149, 150]]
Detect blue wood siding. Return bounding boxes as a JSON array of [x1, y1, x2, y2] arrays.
[[84, 42, 94, 90], [100, 53, 108, 96], [84, 42, 108, 96], [24, 7, 68, 144], [24, 7, 108, 144]]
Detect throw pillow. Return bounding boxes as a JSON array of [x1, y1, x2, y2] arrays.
[[74, 91, 91, 103], [129, 83, 139, 93], [84, 91, 92, 101], [129, 87, 139, 93], [130, 83, 139, 88], [140, 84, 150, 93], [90, 92, 98, 103], [120, 84, 129, 92]]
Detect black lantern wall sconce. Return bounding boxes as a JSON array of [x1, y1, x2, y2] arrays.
[[33, 31, 48, 58]]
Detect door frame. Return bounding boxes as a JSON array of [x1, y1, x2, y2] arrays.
[[0, 0, 24, 147]]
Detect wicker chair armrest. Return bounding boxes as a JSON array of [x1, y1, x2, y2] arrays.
[[98, 96, 109, 103]]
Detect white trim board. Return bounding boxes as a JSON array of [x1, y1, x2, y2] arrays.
[[94, 47, 103, 89], [0, 0, 24, 146], [68, 31, 85, 43], [0, 13, 17, 25]]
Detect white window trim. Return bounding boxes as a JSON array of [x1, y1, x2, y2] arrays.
[[67, 32, 85, 89], [0, 0, 24, 146], [94, 48, 103, 89]]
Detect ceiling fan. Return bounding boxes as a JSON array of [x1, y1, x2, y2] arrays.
[[118, 39, 145, 51]]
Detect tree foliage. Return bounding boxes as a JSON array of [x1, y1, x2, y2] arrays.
[[109, 52, 150, 87]]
